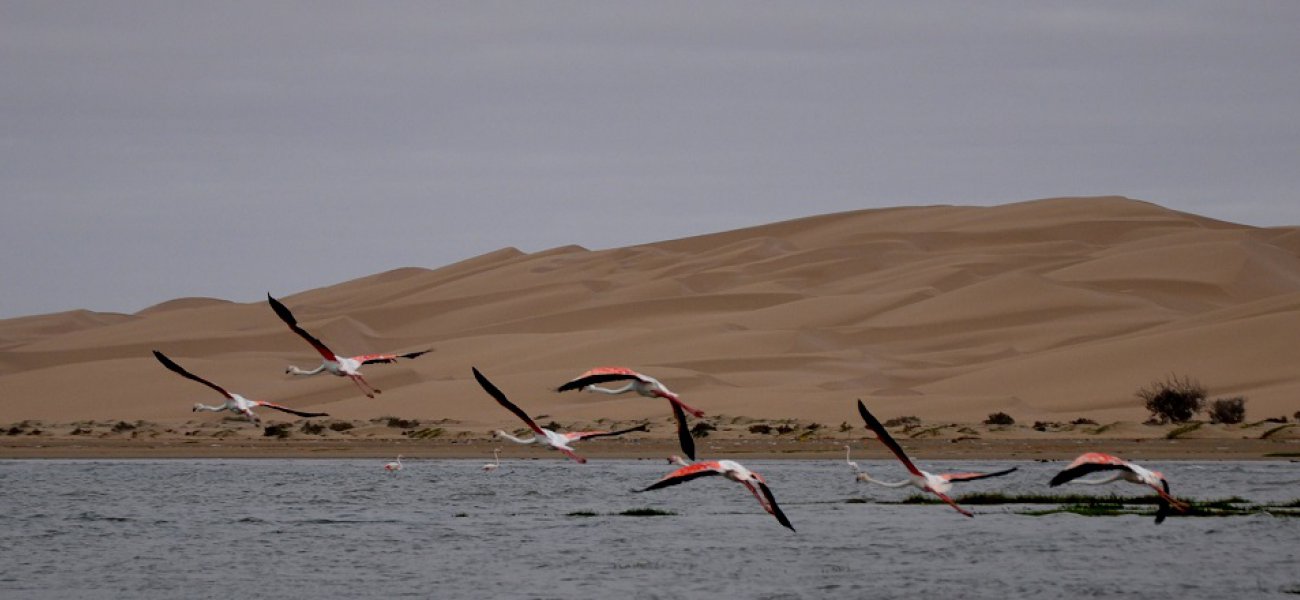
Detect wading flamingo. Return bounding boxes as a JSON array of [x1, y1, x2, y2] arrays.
[[638, 459, 795, 531], [855, 400, 1016, 517], [557, 367, 704, 461], [1050, 452, 1190, 523], [268, 294, 430, 398], [384, 455, 404, 474], [153, 351, 328, 424], [482, 448, 501, 472], [473, 367, 649, 464]]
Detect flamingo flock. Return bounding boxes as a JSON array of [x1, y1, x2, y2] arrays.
[[147, 294, 1202, 530]]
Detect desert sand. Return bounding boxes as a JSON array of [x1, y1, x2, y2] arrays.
[[2, 196, 1298, 459]]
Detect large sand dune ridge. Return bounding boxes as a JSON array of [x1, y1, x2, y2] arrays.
[[3, 196, 1298, 431]]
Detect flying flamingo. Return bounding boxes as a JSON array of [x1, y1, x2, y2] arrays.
[[384, 455, 404, 474], [1050, 452, 1190, 523], [482, 448, 501, 472], [557, 367, 704, 461], [855, 400, 1016, 517], [638, 459, 795, 531], [153, 350, 329, 424], [473, 367, 649, 464], [843, 441, 1015, 495], [268, 294, 431, 399]]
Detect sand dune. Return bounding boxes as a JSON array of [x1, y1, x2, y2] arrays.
[[2, 196, 1298, 435]]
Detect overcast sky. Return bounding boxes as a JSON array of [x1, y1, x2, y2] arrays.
[[3, 3, 1298, 319]]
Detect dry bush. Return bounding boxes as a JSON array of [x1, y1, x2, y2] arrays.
[[1207, 397, 1247, 425], [1137, 375, 1206, 424], [984, 412, 1015, 426]]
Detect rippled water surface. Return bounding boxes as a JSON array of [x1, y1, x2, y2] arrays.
[[2, 459, 1298, 599]]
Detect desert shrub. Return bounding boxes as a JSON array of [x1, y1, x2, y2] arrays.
[[328, 421, 355, 432], [299, 421, 325, 435], [1071, 418, 1098, 425], [884, 416, 921, 428], [839, 421, 853, 432], [112, 421, 136, 433], [1207, 397, 1247, 425], [263, 424, 291, 438], [386, 417, 420, 429], [748, 424, 773, 435], [69, 427, 92, 435], [775, 424, 796, 435], [1294, 410, 1300, 421], [543, 421, 562, 431], [1137, 375, 1206, 424], [6, 426, 23, 436], [690, 422, 716, 438], [1033, 421, 1060, 432], [984, 412, 1015, 426]]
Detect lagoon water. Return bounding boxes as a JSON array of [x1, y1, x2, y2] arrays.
[[2, 459, 1297, 599]]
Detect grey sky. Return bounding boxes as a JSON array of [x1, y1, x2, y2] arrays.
[[3, 2, 1298, 318]]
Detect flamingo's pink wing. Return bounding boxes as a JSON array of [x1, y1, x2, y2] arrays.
[[472, 367, 544, 436], [267, 294, 338, 361], [1050, 453, 1133, 486], [555, 367, 647, 392], [856, 400, 924, 477], [639, 462, 722, 491], [942, 467, 1018, 482]]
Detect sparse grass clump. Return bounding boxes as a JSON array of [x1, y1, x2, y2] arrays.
[[884, 416, 921, 429], [111, 421, 136, 433], [690, 422, 715, 438], [1138, 374, 1206, 424], [299, 422, 325, 435], [328, 421, 354, 432], [386, 417, 420, 429], [1166, 422, 1202, 439], [1071, 417, 1098, 425], [748, 424, 773, 435], [405, 427, 444, 439], [619, 508, 675, 517]]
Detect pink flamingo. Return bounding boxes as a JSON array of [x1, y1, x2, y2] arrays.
[[855, 400, 1016, 517], [268, 294, 430, 398], [1050, 452, 1190, 523], [473, 367, 648, 464], [153, 350, 328, 424], [482, 448, 501, 472], [557, 367, 704, 461], [638, 458, 795, 531], [383, 455, 404, 474]]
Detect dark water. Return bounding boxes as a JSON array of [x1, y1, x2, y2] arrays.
[[2, 459, 1297, 599]]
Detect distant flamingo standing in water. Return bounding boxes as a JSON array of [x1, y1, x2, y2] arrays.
[[1050, 452, 1190, 523], [638, 459, 795, 531], [268, 294, 431, 399], [473, 367, 649, 464], [153, 350, 329, 424], [384, 455, 404, 474], [482, 448, 501, 472], [854, 400, 1017, 517], [557, 367, 704, 461]]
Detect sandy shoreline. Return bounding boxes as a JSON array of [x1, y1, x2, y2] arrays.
[[3, 427, 1296, 460]]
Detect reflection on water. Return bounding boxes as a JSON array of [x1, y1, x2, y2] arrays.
[[1, 459, 1297, 599]]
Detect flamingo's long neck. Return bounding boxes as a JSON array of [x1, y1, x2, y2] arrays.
[[856, 474, 913, 488], [495, 430, 537, 445], [287, 364, 327, 376]]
